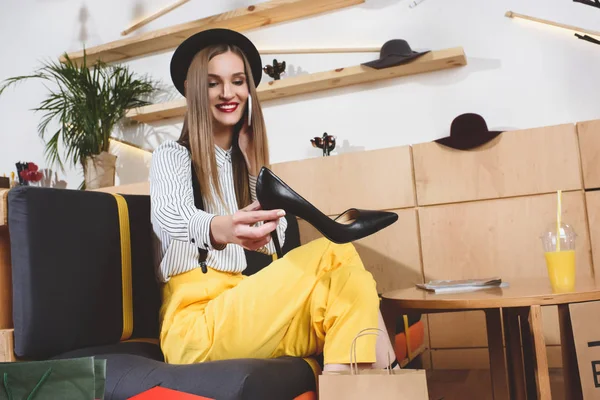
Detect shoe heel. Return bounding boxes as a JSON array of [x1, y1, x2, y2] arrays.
[[271, 230, 283, 259]]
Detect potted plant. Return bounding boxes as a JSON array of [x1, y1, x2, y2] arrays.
[[0, 51, 158, 189]]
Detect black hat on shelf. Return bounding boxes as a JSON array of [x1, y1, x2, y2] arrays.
[[361, 39, 430, 69], [170, 28, 263, 96], [434, 113, 503, 150]]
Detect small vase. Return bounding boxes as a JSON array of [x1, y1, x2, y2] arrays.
[[84, 152, 117, 190]]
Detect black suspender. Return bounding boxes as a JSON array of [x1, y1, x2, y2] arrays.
[[187, 148, 209, 274]]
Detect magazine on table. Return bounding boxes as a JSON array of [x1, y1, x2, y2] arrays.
[[416, 277, 508, 294]]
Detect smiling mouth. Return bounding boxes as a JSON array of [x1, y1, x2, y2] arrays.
[[216, 103, 239, 113]]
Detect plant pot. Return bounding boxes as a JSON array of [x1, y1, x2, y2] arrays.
[[84, 152, 117, 189]]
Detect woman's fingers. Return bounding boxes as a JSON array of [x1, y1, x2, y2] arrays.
[[243, 235, 272, 251], [234, 220, 278, 240], [233, 209, 284, 225], [242, 200, 262, 212]]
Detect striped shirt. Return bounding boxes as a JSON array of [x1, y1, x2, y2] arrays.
[[149, 140, 287, 282]]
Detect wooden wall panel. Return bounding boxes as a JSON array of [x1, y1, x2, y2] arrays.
[[577, 119, 600, 189], [420, 191, 592, 348], [92, 181, 150, 195], [431, 346, 562, 370], [586, 191, 600, 284], [419, 190, 592, 281], [413, 123, 581, 206], [428, 307, 562, 349], [429, 311, 488, 348], [431, 348, 490, 369], [271, 146, 415, 216], [298, 208, 423, 294]]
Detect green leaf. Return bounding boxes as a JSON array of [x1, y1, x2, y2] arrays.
[[0, 49, 160, 178]]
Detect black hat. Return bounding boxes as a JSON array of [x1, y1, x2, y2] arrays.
[[435, 113, 503, 150], [170, 28, 263, 96], [361, 39, 430, 69]]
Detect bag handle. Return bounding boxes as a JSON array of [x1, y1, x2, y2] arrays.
[[350, 328, 392, 376], [2, 367, 53, 400]]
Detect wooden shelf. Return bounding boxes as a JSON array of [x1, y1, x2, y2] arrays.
[[125, 46, 467, 123], [61, 0, 365, 65]]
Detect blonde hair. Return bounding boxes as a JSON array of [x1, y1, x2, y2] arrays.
[[178, 44, 270, 211]]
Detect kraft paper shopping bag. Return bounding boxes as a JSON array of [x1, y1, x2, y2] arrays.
[[569, 301, 600, 399], [318, 328, 429, 400]]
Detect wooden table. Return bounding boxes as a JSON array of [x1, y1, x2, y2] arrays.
[[381, 280, 600, 400]]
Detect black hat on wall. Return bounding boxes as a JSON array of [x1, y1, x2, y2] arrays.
[[170, 28, 263, 96], [362, 39, 430, 69], [435, 113, 503, 150]]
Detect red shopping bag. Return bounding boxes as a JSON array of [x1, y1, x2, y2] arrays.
[[128, 386, 214, 400]]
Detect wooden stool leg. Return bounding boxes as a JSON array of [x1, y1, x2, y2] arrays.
[[503, 308, 527, 400], [381, 300, 397, 353], [529, 305, 552, 399], [519, 307, 539, 399], [485, 308, 510, 400], [558, 304, 583, 400]]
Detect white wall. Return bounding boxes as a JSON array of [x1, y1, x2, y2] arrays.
[[1, 0, 599, 188]]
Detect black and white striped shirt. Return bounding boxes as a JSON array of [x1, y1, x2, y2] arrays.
[[150, 140, 287, 282]]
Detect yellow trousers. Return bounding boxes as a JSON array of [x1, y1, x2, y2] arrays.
[[159, 237, 379, 366]]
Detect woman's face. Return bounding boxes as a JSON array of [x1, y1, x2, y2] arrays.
[[207, 51, 249, 130]]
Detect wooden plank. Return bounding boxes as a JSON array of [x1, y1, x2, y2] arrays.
[[121, 0, 191, 36], [427, 304, 564, 349], [529, 305, 552, 400], [431, 348, 491, 369], [125, 47, 467, 123], [258, 46, 380, 54], [485, 309, 510, 400], [92, 181, 150, 195], [558, 304, 583, 400], [0, 189, 8, 226], [585, 191, 600, 286], [413, 123, 582, 206], [0, 329, 15, 362], [518, 307, 538, 399], [272, 146, 415, 217], [429, 311, 489, 348], [429, 346, 563, 370], [0, 227, 12, 330], [62, 0, 365, 65], [505, 11, 600, 38], [297, 208, 423, 294], [421, 192, 592, 349], [503, 309, 526, 400], [577, 119, 600, 189]]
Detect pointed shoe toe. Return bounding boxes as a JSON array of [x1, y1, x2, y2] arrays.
[[256, 167, 399, 244], [333, 208, 399, 242]]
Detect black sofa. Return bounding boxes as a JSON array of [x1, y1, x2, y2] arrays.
[[7, 186, 316, 400]]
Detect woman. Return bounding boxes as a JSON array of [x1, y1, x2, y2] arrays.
[[150, 28, 399, 373]]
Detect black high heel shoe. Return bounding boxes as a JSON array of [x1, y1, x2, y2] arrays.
[[256, 167, 398, 252]]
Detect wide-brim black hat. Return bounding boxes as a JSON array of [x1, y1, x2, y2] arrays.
[[434, 113, 503, 150], [170, 28, 263, 96], [362, 39, 430, 70]]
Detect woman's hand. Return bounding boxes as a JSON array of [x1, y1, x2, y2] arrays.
[[238, 118, 256, 176], [210, 201, 284, 251]]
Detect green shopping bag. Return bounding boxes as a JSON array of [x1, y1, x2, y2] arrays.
[[0, 357, 106, 400]]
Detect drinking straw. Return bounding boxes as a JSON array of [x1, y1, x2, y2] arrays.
[[556, 190, 562, 251]]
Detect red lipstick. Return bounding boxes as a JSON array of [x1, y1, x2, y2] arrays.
[[216, 102, 239, 113]]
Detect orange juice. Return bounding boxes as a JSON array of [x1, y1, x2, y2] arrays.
[[544, 250, 575, 293]]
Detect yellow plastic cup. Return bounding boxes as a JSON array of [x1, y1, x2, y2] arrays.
[[541, 222, 576, 293], [544, 250, 575, 293]]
